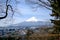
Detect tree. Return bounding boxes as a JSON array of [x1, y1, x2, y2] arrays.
[[0, 0, 14, 19], [48, 0, 60, 34], [40, 0, 60, 39], [26, 28, 33, 40]]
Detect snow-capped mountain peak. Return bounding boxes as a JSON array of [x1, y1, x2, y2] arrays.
[[26, 17, 38, 22]]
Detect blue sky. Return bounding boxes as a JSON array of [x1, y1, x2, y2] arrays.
[[13, 0, 52, 23], [0, 0, 52, 27]]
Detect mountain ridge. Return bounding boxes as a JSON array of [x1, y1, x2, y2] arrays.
[[6, 20, 53, 29]]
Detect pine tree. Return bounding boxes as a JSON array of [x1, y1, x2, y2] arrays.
[[46, 0, 60, 39], [50, 0, 60, 34]]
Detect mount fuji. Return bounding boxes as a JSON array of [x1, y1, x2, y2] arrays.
[[26, 17, 38, 22], [7, 17, 53, 29], [25, 17, 47, 22]]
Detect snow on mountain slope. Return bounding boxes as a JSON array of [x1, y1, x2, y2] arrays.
[[5, 17, 53, 29], [26, 17, 38, 22]]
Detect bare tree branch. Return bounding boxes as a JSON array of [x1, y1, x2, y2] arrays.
[[38, 0, 60, 15], [0, 0, 8, 19], [0, 0, 14, 19], [39, 0, 51, 7], [8, 5, 14, 18]]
